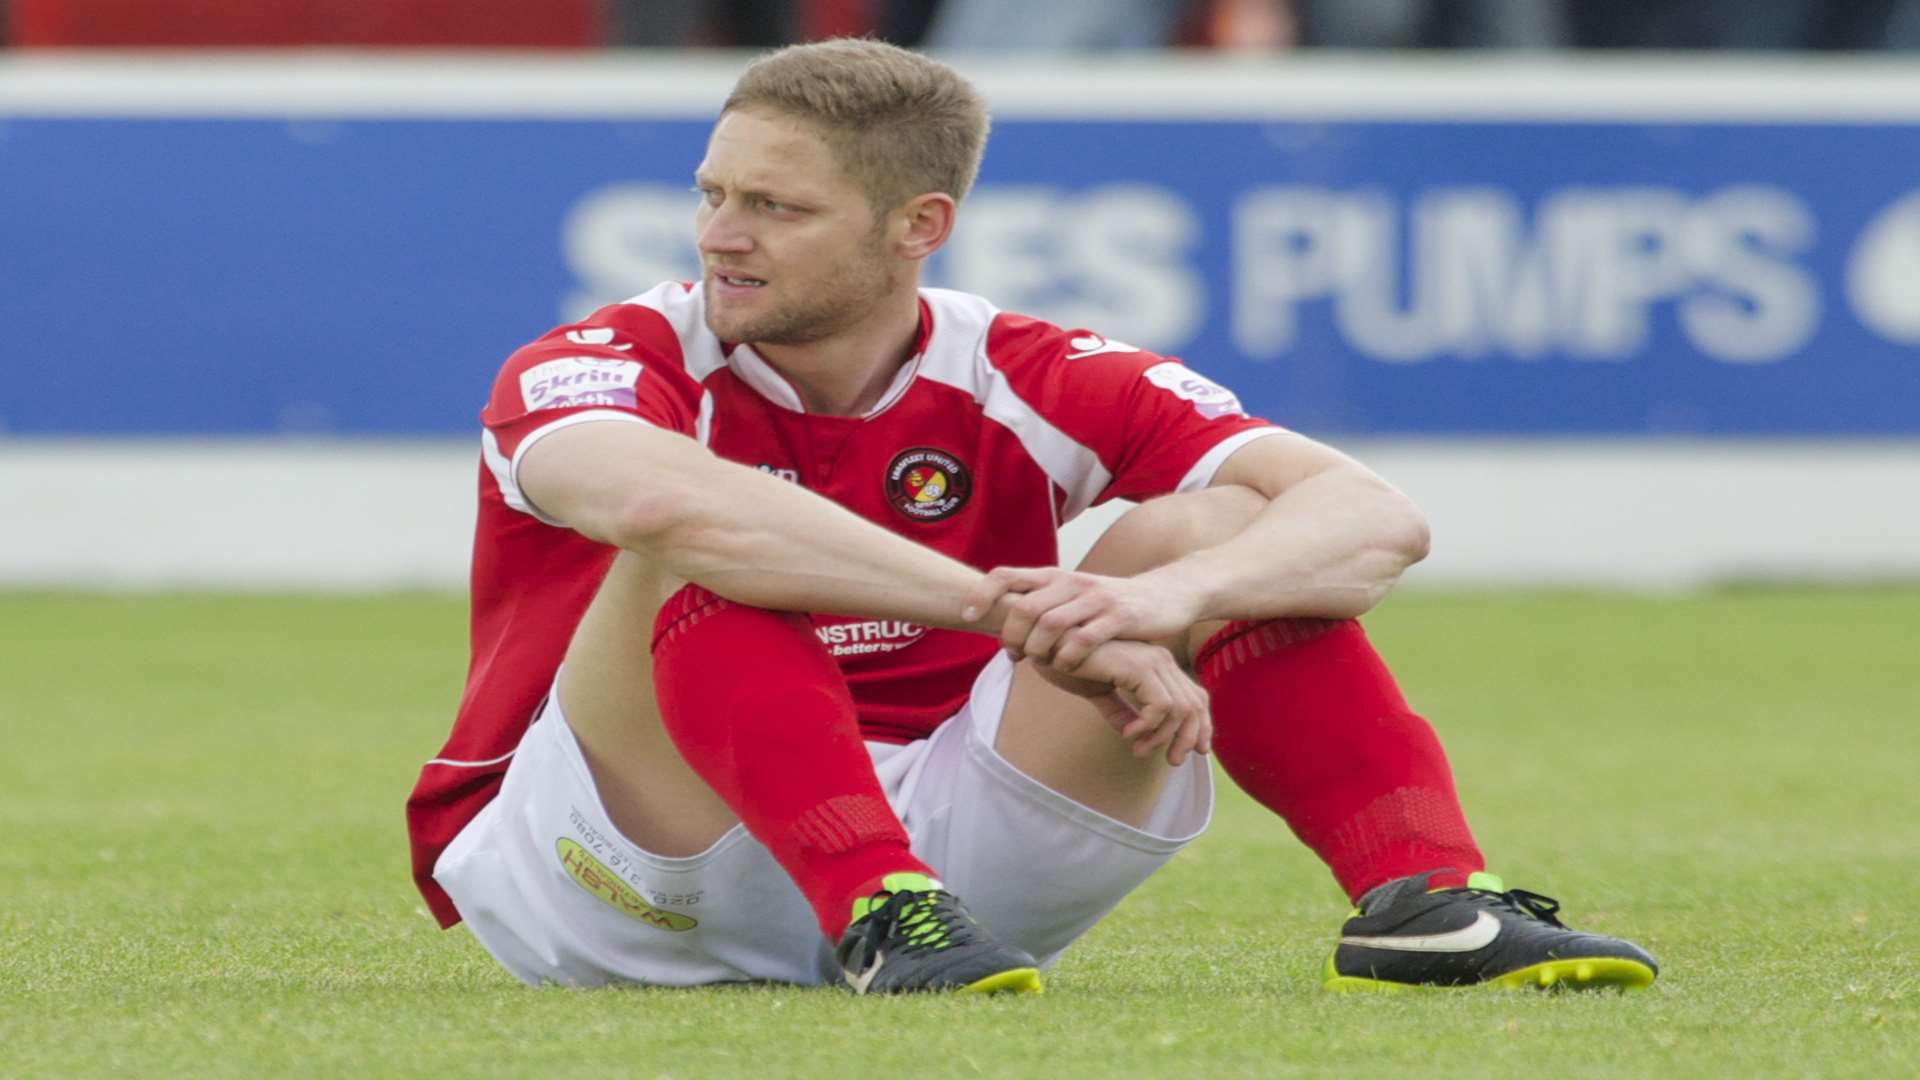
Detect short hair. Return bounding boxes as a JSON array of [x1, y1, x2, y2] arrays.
[[721, 38, 991, 213]]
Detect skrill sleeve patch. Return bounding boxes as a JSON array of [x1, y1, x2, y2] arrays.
[[1142, 361, 1246, 420], [519, 356, 644, 412]]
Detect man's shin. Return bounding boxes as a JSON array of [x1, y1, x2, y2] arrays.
[[650, 584, 934, 939], [1195, 617, 1485, 903]]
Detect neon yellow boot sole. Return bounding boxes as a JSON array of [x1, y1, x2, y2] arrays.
[[1322, 954, 1655, 993], [962, 967, 1044, 994]]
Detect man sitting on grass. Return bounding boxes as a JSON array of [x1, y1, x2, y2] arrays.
[[406, 38, 1657, 995]]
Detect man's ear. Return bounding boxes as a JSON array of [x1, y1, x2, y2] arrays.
[[893, 193, 957, 261]]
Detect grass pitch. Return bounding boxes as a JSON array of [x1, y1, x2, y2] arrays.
[[1, 588, 1915, 1078]]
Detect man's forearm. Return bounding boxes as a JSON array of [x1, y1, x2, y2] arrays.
[[1149, 468, 1430, 623], [615, 439, 998, 632]]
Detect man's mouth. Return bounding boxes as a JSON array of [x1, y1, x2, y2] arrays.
[[714, 272, 767, 288]]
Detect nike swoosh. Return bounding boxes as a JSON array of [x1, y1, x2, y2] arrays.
[[1339, 911, 1501, 953], [845, 950, 884, 994]]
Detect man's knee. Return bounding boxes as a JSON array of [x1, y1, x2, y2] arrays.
[[1075, 486, 1267, 668], [1077, 486, 1267, 577]]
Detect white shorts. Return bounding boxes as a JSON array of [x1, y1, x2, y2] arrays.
[[433, 653, 1213, 987]]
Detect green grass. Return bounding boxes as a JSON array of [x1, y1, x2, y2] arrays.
[[1, 589, 1915, 1078]]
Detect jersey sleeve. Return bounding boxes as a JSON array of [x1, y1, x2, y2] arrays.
[[985, 314, 1287, 516], [480, 301, 705, 523]]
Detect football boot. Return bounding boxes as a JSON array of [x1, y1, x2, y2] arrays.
[[835, 873, 1042, 995], [1323, 870, 1658, 992]]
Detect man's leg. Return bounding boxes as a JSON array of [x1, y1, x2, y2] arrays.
[[553, 553, 733, 857], [994, 488, 1278, 832], [995, 488, 1656, 991], [560, 551, 1041, 993], [560, 551, 933, 938], [1000, 486, 1482, 889], [991, 490, 1248, 830]]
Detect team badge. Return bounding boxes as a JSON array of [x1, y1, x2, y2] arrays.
[[884, 447, 972, 522]]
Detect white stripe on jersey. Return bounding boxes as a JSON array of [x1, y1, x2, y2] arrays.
[[725, 344, 806, 412], [621, 281, 729, 382], [481, 427, 532, 517], [1176, 426, 1293, 492], [917, 289, 1115, 523], [486, 409, 651, 525], [423, 749, 518, 769], [864, 350, 924, 418], [695, 389, 714, 447]]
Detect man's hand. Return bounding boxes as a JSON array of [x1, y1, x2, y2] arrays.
[[963, 566, 1206, 672], [1030, 639, 1211, 766]]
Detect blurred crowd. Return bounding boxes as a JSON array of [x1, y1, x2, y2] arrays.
[[3, 0, 1918, 50]]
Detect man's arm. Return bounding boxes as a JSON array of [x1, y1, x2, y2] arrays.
[[965, 431, 1431, 670], [521, 418, 992, 628], [1154, 430, 1431, 620], [519, 418, 1210, 759]]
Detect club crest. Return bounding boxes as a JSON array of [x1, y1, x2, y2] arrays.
[[884, 447, 972, 522]]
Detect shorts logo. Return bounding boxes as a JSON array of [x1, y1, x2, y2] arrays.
[[1142, 361, 1246, 420], [556, 838, 697, 931], [519, 356, 643, 412], [885, 447, 971, 522]]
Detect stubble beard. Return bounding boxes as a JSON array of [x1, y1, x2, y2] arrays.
[[704, 229, 898, 347]]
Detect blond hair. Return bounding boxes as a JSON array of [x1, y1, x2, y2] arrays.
[[722, 38, 990, 214]]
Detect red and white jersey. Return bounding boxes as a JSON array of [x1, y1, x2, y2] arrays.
[[407, 283, 1285, 926]]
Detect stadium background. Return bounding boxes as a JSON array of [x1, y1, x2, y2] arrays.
[[5, 4, 1920, 589], [2, 3, 1917, 1076]]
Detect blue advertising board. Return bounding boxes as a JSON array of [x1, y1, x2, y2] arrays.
[[3, 91, 1918, 436]]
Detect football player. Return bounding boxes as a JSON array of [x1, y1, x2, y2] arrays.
[[407, 38, 1656, 995]]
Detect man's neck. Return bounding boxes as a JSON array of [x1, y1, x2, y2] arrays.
[[753, 291, 921, 417]]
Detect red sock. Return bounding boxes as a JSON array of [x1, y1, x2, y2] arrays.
[[650, 585, 934, 940], [1195, 617, 1484, 903]]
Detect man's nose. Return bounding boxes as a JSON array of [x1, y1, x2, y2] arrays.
[[697, 203, 753, 254]]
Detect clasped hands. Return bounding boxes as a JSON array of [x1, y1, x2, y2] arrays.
[[963, 567, 1210, 767]]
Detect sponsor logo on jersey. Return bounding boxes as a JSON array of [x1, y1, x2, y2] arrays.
[[564, 327, 633, 350], [814, 619, 929, 658], [757, 464, 800, 484], [1065, 333, 1141, 360], [1142, 361, 1246, 419], [556, 837, 697, 931], [519, 356, 643, 412], [884, 447, 972, 522]]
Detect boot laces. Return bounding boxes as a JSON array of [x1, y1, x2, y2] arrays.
[[1468, 885, 1567, 928], [854, 888, 974, 956]]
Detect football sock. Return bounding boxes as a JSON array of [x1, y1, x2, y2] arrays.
[[1195, 617, 1484, 903], [651, 584, 934, 940]]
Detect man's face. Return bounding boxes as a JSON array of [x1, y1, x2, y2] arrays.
[[693, 109, 898, 346]]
